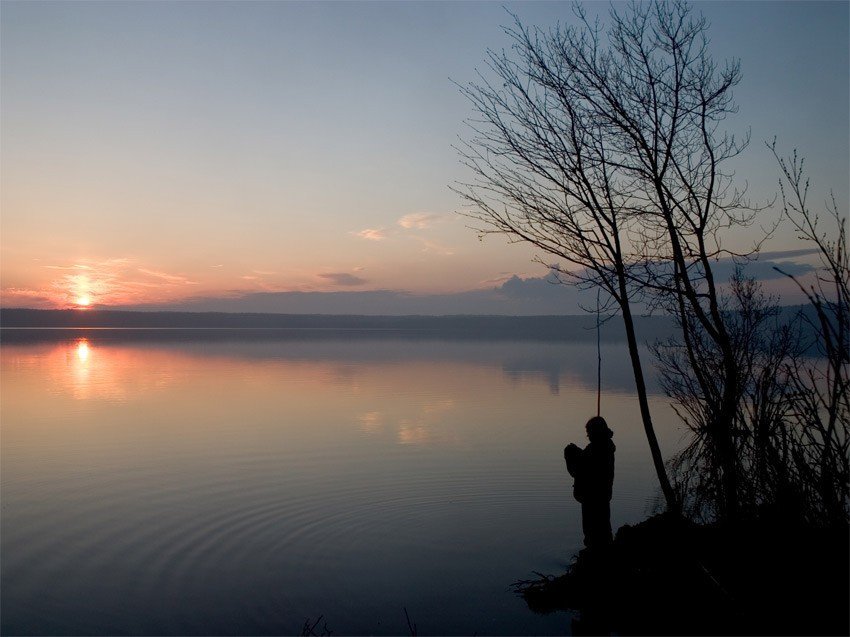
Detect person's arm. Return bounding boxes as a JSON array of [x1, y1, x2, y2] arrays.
[[564, 443, 580, 476]]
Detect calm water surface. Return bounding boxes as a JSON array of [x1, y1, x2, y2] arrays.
[[1, 331, 682, 635]]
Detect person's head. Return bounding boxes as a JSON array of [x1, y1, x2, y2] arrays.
[[585, 416, 613, 442]]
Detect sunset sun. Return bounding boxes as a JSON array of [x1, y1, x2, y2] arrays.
[[75, 295, 91, 307]]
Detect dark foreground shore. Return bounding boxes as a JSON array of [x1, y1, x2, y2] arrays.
[[515, 513, 849, 636]]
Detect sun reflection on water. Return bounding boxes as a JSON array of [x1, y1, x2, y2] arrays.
[[2, 340, 599, 449], [76, 339, 90, 362], [6, 339, 187, 402]]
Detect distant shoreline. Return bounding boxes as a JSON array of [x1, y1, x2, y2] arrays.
[[0, 306, 812, 343], [1, 307, 619, 326], [1, 308, 680, 343]]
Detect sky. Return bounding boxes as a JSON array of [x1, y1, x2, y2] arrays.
[[1, 1, 847, 313]]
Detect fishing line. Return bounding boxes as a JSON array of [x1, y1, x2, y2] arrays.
[[596, 288, 602, 417]]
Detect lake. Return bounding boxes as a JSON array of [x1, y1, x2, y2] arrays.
[[1, 330, 683, 635]]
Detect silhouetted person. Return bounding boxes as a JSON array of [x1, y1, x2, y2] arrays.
[[565, 416, 615, 549]]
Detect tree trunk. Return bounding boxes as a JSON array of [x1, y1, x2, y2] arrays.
[[716, 351, 740, 522], [619, 290, 679, 514]]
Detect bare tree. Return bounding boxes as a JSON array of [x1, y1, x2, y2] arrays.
[[653, 144, 849, 528], [652, 270, 800, 521], [455, 1, 758, 514], [771, 144, 849, 526]]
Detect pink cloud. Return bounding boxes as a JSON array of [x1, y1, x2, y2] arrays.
[[137, 268, 198, 285], [397, 213, 446, 229], [353, 228, 387, 241]]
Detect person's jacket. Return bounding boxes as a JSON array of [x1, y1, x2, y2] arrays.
[[565, 439, 615, 503]]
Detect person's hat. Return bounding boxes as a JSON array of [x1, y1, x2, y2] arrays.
[[585, 415, 613, 439]]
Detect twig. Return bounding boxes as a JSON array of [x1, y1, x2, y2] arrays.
[[403, 607, 418, 636]]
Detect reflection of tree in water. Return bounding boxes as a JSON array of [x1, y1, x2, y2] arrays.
[[501, 360, 564, 395], [500, 342, 652, 396]]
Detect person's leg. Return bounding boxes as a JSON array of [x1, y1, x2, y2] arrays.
[[583, 499, 613, 548], [600, 499, 612, 544], [581, 501, 593, 548]]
